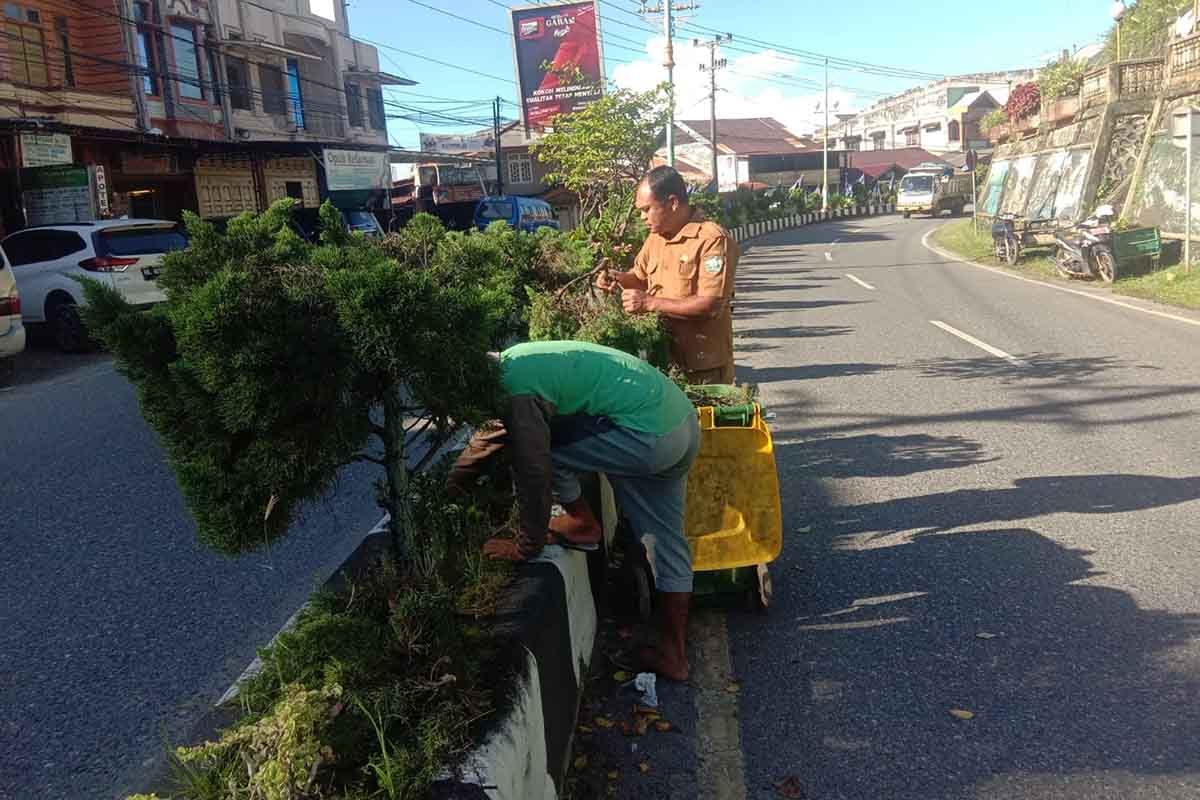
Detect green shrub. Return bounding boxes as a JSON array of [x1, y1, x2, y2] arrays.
[[1037, 57, 1088, 102]]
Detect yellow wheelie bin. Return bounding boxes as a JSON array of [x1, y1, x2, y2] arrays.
[[684, 387, 783, 609]]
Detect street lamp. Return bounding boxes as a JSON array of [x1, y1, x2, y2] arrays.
[[1111, 0, 1127, 61]]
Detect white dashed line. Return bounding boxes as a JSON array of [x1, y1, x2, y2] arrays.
[[845, 274, 875, 290], [824, 252, 833, 262], [929, 320, 1025, 366]]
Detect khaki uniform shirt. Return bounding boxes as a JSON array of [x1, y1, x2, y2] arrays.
[[631, 213, 739, 374]]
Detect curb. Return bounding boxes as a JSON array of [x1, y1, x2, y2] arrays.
[[732, 204, 896, 246]]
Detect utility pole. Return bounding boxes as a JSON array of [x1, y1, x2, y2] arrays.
[[639, 1, 698, 167], [493, 96, 504, 196], [822, 56, 829, 212], [695, 34, 730, 192]]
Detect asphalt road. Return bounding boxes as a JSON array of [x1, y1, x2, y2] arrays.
[[730, 214, 1200, 799], [0, 340, 382, 799]]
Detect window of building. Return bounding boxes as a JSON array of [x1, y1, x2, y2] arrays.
[[871, 133, 886, 151], [134, 2, 158, 96], [285, 181, 305, 202], [844, 137, 861, 151], [54, 17, 73, 87], [286, 58, 305, 128], [366, 87, 386, 131], [345, 81, 363, 127], [507, 153, 533, 185], [226, 57, 251, 110], [171, 22, 204, 100], [948, 120, 961, 142], [309, 0, 336, 21], [4, 4, 48, 86], [259, 62, 287, 115], [904, 129, 919, 146]]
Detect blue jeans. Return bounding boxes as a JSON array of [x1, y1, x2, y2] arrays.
[[550, 413, 701, 593]]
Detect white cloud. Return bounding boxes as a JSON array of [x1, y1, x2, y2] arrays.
[[610, 37, 861, 136]]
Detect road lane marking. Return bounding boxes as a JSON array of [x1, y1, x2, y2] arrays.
[[930, 320, 1025, 365], [845, 274, 875, 290], [922, 228, 1200, 330], [824, 252, 833, 261]]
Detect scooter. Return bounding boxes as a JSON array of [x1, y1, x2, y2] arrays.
[[991, 213, 1021, 265], [1053, 205, 1117, 283]]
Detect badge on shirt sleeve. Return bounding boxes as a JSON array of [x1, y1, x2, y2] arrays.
[[704, 255, 724, 274]]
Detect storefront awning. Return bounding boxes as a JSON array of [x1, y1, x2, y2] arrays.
[[899, 125, 919, 134], [344, 68, 416, 86], [218, 39, 322, 62]]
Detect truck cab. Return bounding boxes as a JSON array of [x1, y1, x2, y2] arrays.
[[897, 163, 971, 219]]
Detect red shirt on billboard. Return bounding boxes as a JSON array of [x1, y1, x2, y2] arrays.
[[511, 2, 604, 130]]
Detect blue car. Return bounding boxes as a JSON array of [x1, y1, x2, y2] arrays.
[[474, 195, 560, 233]]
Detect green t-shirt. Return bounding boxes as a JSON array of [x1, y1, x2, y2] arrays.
[[500, 341, 694, 434]]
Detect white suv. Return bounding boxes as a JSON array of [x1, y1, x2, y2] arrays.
[[1, 220, 186, 352], [0, 243, 25, 362]]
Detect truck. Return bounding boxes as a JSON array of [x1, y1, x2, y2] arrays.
[[896, 162, 973, 218]]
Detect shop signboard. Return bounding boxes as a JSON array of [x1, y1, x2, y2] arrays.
[[510, 1, 604, 131], [20, 133, 73, 167], [419, 132, 495, 155], [21, 165, 94, 225], [324, 148, 390, 192]]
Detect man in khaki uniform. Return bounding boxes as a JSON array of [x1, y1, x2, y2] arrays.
[[598, 165, 739, 384]]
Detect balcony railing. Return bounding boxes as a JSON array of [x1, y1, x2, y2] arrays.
[[1081, 67, 1108, 107], [1119, 58, 1164, 97], [1170, 30, 1200, 83]]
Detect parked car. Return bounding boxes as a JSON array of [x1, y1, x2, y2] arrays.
[[0, 243, 25, 363], [474, 195, 560, 233], [0, 220, 187, 352], [291, 207, 385, 242]]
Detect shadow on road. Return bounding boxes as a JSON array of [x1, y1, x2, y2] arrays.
[[773, 433, 997, 479], [736, 361, 890, 384], [910, 353, 1161, 385], [736, 324, 855, 340], [801, 472, 1200, 542], [0, 331, 109, 392], [734, 522, 1200, 799]]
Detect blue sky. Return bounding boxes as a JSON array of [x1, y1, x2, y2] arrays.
[[347, 0, 1115, 148]]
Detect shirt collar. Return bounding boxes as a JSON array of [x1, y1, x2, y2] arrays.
[[664, 211, 706, 244]]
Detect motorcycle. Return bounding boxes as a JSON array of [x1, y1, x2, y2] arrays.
[[1053, 205, 1117, 283], [991, 213, 1021, 265]]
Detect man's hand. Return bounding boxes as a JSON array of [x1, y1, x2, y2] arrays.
[[482, 537, 524, 561], [594, 270, 619, 293], [622, 289, 656, 314]]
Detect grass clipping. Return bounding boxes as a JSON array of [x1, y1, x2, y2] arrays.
[[140, 472, 516, 800]]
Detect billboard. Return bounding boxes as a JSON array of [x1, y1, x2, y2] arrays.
[[511, 1, 604, 131], [419, 132, 495, 155]]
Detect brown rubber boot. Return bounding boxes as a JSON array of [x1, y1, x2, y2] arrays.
[[548, 497, 602, 545], [639, 591, 691, 682]]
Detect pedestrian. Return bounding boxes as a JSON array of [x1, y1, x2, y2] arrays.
[[458, 340, 701, 681], [597, 165, 740, 385]]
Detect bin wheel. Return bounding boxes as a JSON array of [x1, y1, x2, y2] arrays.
[[753, 564, 773, 612]]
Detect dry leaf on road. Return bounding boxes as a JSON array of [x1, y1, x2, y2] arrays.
[[594, 716, 614, 729], [949, 708, 976, 720], [655, 720, 672, 732], [774, 775, 805, 798], [613, 671, 633, 682], [638, 761, 650, 774], [976, 632, 997, 639], [573, 754, 588, 770]]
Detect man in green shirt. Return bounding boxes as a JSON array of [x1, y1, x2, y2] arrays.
[[457, 341, 701, 681]]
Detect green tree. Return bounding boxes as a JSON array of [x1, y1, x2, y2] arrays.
[[532, 84, 669, 272], [81, 201, 502, 557], [1104, 0, 1191, 60]]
